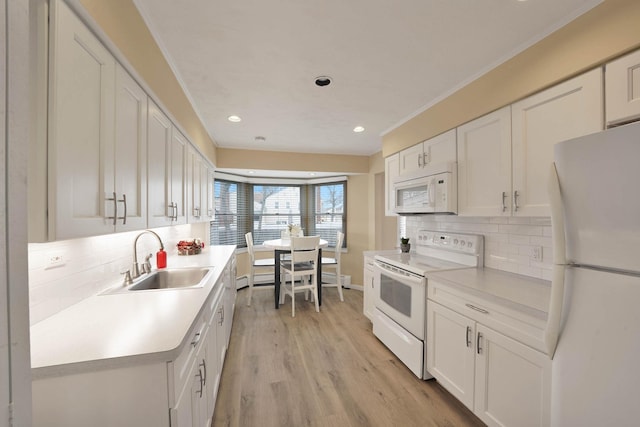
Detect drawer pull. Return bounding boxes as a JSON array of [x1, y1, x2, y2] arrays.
[[465, 326, 471, 348], [196, 368, 204, 397], [191, 332, 201, 347], [477, 332, 483, 354], [465, 303, 489, 314]]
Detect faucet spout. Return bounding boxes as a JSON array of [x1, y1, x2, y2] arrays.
[[132, 230, 165, 279]]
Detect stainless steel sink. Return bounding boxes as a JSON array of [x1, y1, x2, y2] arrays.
[[129, 268, 211, 291]]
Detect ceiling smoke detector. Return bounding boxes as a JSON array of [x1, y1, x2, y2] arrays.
[[314, 76, 332, 87], [255, 136, 266, 142]]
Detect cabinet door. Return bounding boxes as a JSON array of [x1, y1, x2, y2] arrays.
[[205, 166, 215, 220], [398, 143, 424, 175], [423, 129, 457, 166], [474, 324, 551, 427], [363, 261, 374, 321], [384, 153, 399, 216], [606, 49, 640, 126], [113, 64, 147, 232], [426, 301, 476, 410], [147, 101, 172, 228], [200, 162, 212, 221], [457, 107, 512, 216], [49, 0, 115, 239], [511, 68, 603, 216], [171, 129, 188, 225], [188, 147, 202, 222]]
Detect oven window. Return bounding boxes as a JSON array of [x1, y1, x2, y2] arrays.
[[379, 273, 412, 317]]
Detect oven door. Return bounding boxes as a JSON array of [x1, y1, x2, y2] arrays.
[[373, 261, 426, 338]]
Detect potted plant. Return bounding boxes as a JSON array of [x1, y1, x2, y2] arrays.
[[400, 237, 411, 253]]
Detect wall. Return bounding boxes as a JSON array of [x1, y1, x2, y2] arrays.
[[383, 0, 640, 156], [28, 223, 209, 325], [217, 147, 369, 174], [404, 216, 552, 281]]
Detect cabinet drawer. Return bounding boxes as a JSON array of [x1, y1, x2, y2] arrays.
[[169, 315, 208, 402], [428, 280, 547, 353]]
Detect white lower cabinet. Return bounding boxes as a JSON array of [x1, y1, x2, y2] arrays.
[[427, 291, 551, 427], [363, 256, 376, 321], [32, 260, 236, 427]]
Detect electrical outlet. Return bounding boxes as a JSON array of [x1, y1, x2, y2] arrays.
[[45, 252, 65, 269], [530, 246, 543, 262]]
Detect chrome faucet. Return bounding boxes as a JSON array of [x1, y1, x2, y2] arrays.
[[132, 230, 165, 279]]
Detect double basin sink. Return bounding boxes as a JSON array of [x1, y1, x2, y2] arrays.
[[104, 267, 213, 294]]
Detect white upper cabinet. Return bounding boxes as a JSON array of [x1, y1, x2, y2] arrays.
[[111, 64, 148, 232], [188, 146, 203, 222], [49, 0, 115, 239], [170, 129, 188, 225], [384, 153, 400, 216], [399, 129, 456, 176], [203, 164, 215, 221], [457, 106, 512, 216], [606, 49, 640, 126], [147, 101, 187, 227], [511, 68, 603, 216], [147, 101, 173, 228]]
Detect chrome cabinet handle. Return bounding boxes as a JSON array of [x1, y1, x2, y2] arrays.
[[196, 369, 204, 397], [423, 150, 430, 166], [502, 191, 507, 212], [218, 307, 224, 325], [466, 303, 489, 314], [106, 192, 117, 225], [417, 153, 422, 168], [514, 190, 520, 212], [117, 194, 127, 225], [199, 359, 207, 386], [477, 332, 483, 354], [466, 326, 472, 348], [168, 202, 178, 220]]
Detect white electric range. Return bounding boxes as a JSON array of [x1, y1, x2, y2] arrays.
[[372, 230, 484, 379]]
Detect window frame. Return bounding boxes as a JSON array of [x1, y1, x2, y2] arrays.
[[210, 175, 347, 249]]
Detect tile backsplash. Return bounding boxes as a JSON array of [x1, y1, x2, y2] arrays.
[[403, 215, 552, 281], [28, 223, 209, 325]]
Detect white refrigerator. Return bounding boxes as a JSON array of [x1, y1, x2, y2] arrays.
[[546, 120, 640, 426]]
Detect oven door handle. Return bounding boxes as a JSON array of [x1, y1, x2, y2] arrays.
[[373, 262, 424, 284]]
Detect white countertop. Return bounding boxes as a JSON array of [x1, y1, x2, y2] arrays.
[[426, 267, 551, 315], [30, 245, 236, 378]]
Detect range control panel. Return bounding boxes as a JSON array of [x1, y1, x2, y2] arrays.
[[415, 230, 483, 255]]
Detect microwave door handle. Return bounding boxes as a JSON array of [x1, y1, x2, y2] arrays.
[[429, 178, 436, 205]]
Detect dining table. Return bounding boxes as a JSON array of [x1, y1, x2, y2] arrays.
[[263, 238, 329, 309]]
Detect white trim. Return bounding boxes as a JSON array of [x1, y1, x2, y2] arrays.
[[214, 171, 348, 185]]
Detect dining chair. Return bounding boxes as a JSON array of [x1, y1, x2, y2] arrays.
[[321, 231, 345, 302], [245, 232, 275, 306], [278, 235, 320, 317]]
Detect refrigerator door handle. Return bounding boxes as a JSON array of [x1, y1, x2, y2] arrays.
[[548, 163, 566, 265], [545, 163, 567, 359]]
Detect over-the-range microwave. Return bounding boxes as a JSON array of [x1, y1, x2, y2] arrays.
[[393, 162, 457, 214]]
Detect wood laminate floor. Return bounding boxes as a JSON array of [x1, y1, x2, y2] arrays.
[[213, 287, 485, 427]]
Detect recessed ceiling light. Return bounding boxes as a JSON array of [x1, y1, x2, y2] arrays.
[[228, 115, 242, 122], [309, 172, 316, 176], [315, 76, 332, 87], [353, 126, 365, 133], [248, 171, 255, 174]]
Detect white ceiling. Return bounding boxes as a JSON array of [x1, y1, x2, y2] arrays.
[[133, 0, 601, 160]]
